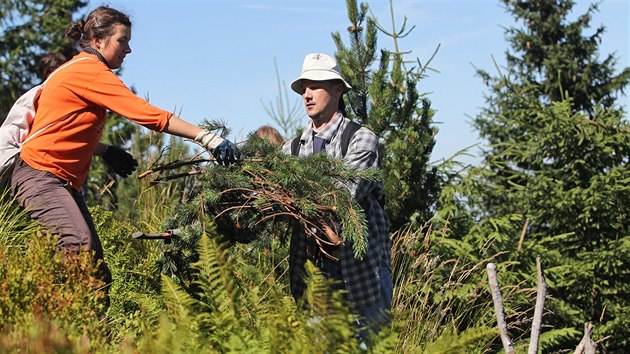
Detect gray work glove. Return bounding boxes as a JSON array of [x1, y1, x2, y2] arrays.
[[102, 145, 138, 178], [194, 130, 241, 166]]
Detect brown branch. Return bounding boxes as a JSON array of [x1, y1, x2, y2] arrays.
[[98, 178, 115, 197], [314, 239, 339, 261], [302, 219, 340, 247], [214, 204, 256, 219], [175, 160, 348, 256], [215, 195, 342, 250], [599, 304, 607, 323], [149, 170, 206, 184], [139, 157, 264, 179], [517, 218, 530, 251], [316, 204, 337, 212], [256, 211, 302, 224], [487, 263, 515, 354], [217, 187, 257, 196], [582, 119, 630, 134], [199, 193, 206, 236], [528, 257, 547, 354], [322, 224, 342, 246], [138, 158, 215, 179]]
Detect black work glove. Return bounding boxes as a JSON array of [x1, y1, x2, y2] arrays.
[[102, 145, 138, 178], [212, 139, 241, 166]]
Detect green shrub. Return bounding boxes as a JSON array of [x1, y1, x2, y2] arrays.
[[92, 207, 166, 344], [0, 233, 108, 351], [0, 193, 39, 248]]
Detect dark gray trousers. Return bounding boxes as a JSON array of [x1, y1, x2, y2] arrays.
[[11, 157, 112, 285]]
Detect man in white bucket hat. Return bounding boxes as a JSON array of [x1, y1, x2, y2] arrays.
[[290, 52, 352, 93], [283, 53, 392, 344]]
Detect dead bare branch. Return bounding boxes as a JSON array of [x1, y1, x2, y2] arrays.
[[528, 257, 547, 354], [138, 158, 215, 179], [487, 262, 515, 354], [149, 169, 207, 184], [574, 322, 596, 354], [517, 218, 530, 251]]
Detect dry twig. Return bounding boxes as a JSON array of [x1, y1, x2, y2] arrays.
[[528, 257, 547, 354], [574, 322, 596, 354], [487, 262, 515, 354]]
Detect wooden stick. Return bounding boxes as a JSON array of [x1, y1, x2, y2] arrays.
[[138, 158, 215, 178], [138, 157, 264, 179], [322, 224, 343, 246], [574, 322, 596, 354], [149, 169, 205, 184], [528, 257, 547, 354], [487, 262, 515, 354], [517, 218, 530, 251], [582, 118, 630, 134]]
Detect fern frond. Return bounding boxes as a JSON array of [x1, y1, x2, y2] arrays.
[[422, 327, 497, 354], [192, 232, 242, 317], [538, 327, 581, 352], [301, 261, 361, 352], [160, 273, 197, 324]]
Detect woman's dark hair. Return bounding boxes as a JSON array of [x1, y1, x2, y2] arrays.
[[38, 52, 68, 79], [65, 6, 131, 50]]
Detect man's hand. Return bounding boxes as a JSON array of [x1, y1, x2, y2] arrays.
[[102, 145, 138, 178], [194, 130, 240, 165]]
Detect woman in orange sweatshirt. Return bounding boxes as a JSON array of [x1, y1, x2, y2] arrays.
[[11, 6, 238, 289]]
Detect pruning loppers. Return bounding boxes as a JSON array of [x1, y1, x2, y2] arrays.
[[132, 228, 180, 244]]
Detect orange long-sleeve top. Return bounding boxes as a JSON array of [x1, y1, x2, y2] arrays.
[[20, 52, 172, 190]]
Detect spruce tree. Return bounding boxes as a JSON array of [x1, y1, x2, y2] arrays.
[[457, 0, 630, 351], [475, 0, 630, 147], [332, 0, 441, 231]]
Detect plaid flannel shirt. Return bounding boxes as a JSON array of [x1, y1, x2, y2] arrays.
[[282, 113, 391, 311]]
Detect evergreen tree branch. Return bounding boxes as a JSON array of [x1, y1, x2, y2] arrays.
[[160, 137, 373, 258]]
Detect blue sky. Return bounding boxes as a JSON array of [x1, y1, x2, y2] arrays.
[[87, 0, 629, 164]]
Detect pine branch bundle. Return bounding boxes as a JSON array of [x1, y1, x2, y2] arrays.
[[160, 135, 379, 260]]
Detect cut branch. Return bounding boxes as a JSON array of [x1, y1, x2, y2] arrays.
[[574, 322, 596, 354], [138, 157, 263, 179], [528, 257, 547, 354], [487, 262, 515, 354], [138, 158, 215, 179], [517, 218, 530, 251], [163, 141, 371, 258], [582, 118, 630, 134], [149, 170, 206, 184]]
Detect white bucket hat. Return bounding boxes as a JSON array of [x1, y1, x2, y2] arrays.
[[290, 53, 352, 94]]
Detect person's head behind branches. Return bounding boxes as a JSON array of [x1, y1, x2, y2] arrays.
[[38, 52, 68, 79], [255, 125, 284, 145]]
